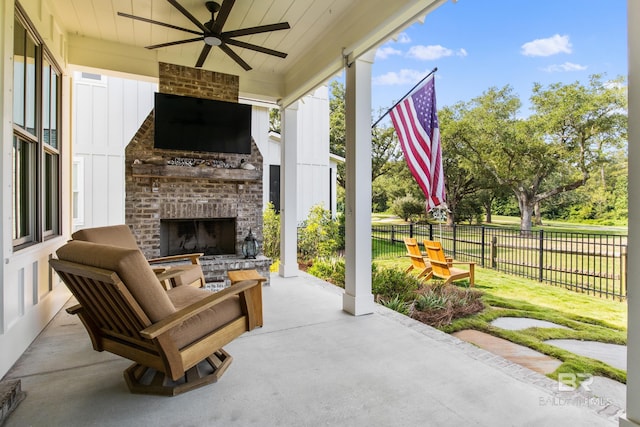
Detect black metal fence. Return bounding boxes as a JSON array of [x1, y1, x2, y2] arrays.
[[372, 223, 628, 300]]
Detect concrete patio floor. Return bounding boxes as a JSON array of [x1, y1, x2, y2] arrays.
[[2, 272, 625, 426]]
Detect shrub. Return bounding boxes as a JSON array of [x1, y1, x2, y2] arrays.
[[371, 264, 420, 300], [390, 195, 425, 222], [262, 202, 280, 260], [298, 204, 340, 261], [380, 295, 409, 315], [307, 256, 345, 287], [410, 285, 484, 327], [414, 292, 449, 311]]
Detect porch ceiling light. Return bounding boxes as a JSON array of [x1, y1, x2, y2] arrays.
[[204, 35, 222, 46]]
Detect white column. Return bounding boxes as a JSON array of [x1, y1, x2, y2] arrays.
[[342, 51, 376, 315], [279, 102, 299, 278], [621, 1, 640, 426]]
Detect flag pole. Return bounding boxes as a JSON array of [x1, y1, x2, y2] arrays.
[[371, 67, 438, 129]]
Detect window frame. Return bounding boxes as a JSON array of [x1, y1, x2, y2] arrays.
[[12, 5, 62, 249]]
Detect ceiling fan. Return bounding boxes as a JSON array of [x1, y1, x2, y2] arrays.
[[118, 0, 290, 71]]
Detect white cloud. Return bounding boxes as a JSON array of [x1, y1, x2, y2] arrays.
[[407, 45, 453, 60], [395, 33, 411, 43], [521, 34, 572, 57], [373, 69, 425, 86], [542, 62, 587, 72], [457, 48, 468, 57], [376, 46, 402, 60]]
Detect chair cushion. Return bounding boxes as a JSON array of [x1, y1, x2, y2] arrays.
[[72, 225, 139, 250], [167, 286, 243, 349], [170, 265, 204, 287], [56, 241, 175, 322]]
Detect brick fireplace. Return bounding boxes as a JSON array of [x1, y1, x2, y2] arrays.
[[125, 63, 271, 286]]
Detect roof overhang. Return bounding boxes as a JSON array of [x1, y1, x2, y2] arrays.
[[26, 0, 447, 107]]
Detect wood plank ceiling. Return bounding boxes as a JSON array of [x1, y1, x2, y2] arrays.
[[45, 0, 446, 104]]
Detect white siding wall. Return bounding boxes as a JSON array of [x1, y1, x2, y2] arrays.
[[297, 87, 331, 221], [72, 72, 157, 230], [260, 86, 335, 223], [0, 1, 73, 379]]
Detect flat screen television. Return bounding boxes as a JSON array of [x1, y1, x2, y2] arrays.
[[153, 93, 252, 154]]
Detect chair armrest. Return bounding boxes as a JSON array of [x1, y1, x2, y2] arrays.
[[450, 261, 475, 266], [140, 279, 261, 339], [148, 253, 204, 265], [153, 268, 194, 290], [66, 304, 83, 315]]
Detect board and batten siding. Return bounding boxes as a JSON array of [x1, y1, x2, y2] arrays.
[[72, 72, 157, 230]]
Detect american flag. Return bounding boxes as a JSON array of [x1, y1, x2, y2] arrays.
[[389, 74, 446, 210]]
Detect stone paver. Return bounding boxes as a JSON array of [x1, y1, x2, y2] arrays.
[[491, 316, 571, 330], [452, 329, 562, 374], [545, 339, 627, 371]]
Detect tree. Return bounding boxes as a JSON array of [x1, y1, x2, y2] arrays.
[[329, 80, 346, 187], [329, 80, 402, 188], [269, 107, 281, 133], [438, 105, 483, 225], [450, 76, 627, 232], [371, 123, 402, 181]]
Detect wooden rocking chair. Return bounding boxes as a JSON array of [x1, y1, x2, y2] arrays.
[[50, 240, 263, 396], [403, 238, 433, 283], [423, 240, 475, 286]]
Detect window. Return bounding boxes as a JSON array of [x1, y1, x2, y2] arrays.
[[12, 7, 61, 248], [12, 135, 35, 244]]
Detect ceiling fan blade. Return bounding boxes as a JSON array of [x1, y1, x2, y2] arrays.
[[146, 37, 202, 49], [219, 43, 252, 71], [211, 0, 235, 34], [117, 12, 202, 36], [167, 0, 208, 33], [222, 22, 290, 38], [224, 39, 287, 58], [195, 44, 213, 68]]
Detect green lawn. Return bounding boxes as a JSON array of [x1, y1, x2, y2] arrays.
[[376, 257, 626, 328], [372, 213, 628, 235]]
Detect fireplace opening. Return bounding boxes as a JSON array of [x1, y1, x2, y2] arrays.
[[160, 218, 236, 256]]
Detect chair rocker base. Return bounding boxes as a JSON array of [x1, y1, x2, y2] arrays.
[[123, 349, 233, 396]]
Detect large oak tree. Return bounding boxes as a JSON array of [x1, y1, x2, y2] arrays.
[[447, 75, 626, 231]]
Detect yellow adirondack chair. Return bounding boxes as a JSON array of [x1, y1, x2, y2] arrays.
[[403, 238, 433, 282], [423, 240, 475, 286]]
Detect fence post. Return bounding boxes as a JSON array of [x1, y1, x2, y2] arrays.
[[391, 225, 395, 244], [409, 223, 414, 239], [452, 224, 457, 257], [491, 236, 497, 268], [539, 230, 544, 282], [481, 226, 485, 268]]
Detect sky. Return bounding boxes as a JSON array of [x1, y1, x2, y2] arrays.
[[359, 0, 627, 124]]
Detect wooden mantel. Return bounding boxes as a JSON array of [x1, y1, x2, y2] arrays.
[[131, 164, 261, 181]]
